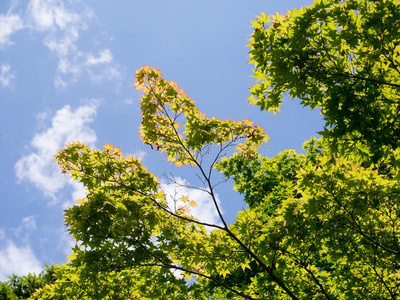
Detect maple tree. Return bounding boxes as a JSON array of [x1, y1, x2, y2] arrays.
[[249, 0, 400, 162], [0, 265, 56, 299], [30, 0, 400, 299]]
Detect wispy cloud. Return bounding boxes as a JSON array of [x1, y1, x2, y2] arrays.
[[0, 13, 23, 47], [0, 63, 15, 88], [0, 0, 122, 89], [0, 242, 42, 281], [123, 98, 134, 105], [27, 0, 89, 58], [55, 227, 76, 256], [12, 216, 37, 238], [15, 100, 99, 204], [161, 178, 222, 227], [27, 0, 84, 33], [85, 48, 113, 66], [0, 216, 43, 281], [55, 48, 122, 87], [26, 0, 122, 88]]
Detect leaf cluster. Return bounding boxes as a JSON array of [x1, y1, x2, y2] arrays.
[[0, 265, 56, 299], [249, 0, 400, 161]]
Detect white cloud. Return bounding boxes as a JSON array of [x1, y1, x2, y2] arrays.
[[44, 30, 79, 57], [85, 48, 113, 66], [28, 0, 82, 32], [51, 226, 76, 256], [57, 56, 80, 75], [0, 1, 121, 87], [21, 216, 37, 231], [7, 0, 21, 14], [0, 14, 23, 47], [35, 111, 49, 123], [0, 242, 42, 281], [123, 98, 133, 105], [0, 63, 15, 88], [54, 75, 67, 88], [26, 0, 122, 87], [0, 217, 43, 281], [87, 64, 122, 84], [27, 0, 89, 71], [13, 216, 37, 237], [161, 178, 222, 227], [55, 48, 122, 85], [62, 180, 86, 209], [15, 101, 99, 204]]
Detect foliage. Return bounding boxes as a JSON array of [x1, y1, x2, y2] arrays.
[[0, 265, 56, 299], [218, 139, 400, 299], [31, 263, 202, 299], [249, 0, 400, 161], [28, 0, 400, 299]]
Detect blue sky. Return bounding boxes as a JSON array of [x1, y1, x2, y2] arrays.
[[0, 0, 322, 280]]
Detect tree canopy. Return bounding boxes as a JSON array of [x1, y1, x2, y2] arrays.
[[249, 0, 400, 162], [0, 265, 56, 299], [17, 0, 400, 299]]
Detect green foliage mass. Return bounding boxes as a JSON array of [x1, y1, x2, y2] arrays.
[[249, 0, 400, 162], [7, 0, 400, 299], [0, 265, 56, 299], [217, 138, 400, 299]]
